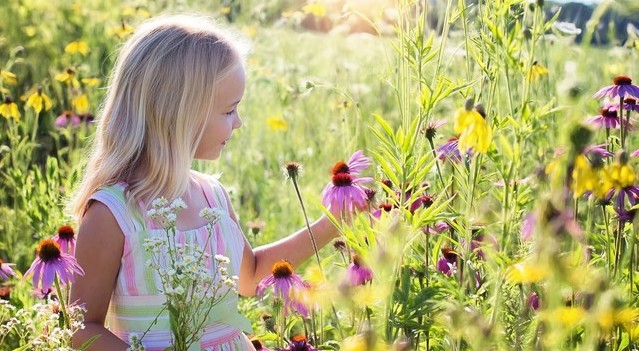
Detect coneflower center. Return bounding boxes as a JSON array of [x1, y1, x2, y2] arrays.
[[291, 335, 308, 343], [332, 173, 353, 186], [37, 239, 62, 262], [625, 98, 637, 105], [271, 260, 294, 278], [57, 225, 75, 240], [380, 203, 393, 212], [613, 76, 632, 86], [442, 248, 458, 261], [352, 254, 362, 267], [600, 108, 618, 119], [331, 161, 350, 175]]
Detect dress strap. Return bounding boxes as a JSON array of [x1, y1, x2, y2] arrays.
[[88, 183, 145, 236], [193, 172, 228, 212]]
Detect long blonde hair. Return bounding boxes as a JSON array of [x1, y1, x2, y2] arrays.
[[71, 14, 243, 219]]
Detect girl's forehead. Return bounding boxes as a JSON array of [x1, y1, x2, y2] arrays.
[[215, 66, 246, 104]]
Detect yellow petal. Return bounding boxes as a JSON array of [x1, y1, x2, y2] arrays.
[[302, 4, 327, 17], [72, 94, 90, 114], [65, 40, 89, 55], [1, 70, 17, 85]]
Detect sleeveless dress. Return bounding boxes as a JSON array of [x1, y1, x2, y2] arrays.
[[89, 173, 254, 351]]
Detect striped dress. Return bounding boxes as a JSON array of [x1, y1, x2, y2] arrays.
[[89, 173, 254, 351]]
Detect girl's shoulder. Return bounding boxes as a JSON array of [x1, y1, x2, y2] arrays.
[[87, 182, 144, 236], [190, 170, 232, 209]]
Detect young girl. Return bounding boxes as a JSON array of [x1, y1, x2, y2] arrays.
[[70, 14, 341, 351]]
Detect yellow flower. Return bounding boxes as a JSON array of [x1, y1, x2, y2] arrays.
[[571, 155, 598, 198], [55, 68, 80, 88], [603, 162, 636, 189], [0, 97, 20, 121], [553, 306, 586, 328], [506, 261, 548, 284], [65, 40, 89, 56], [302, 3, 327, 17], [23, 26, 37, 37], [81, 78, 101, 87], [220, 6, 231, 15], [455, 106, 492, 154], [26, 89, 53, 114], [528, 61, 549, 81], [1, 70, 17, 85], [242, 25, 257, 39], [107, 22, 135, 39], [341, 334, 388, 351], [72, 94, 90, 114], [266, 116, 288, 131]]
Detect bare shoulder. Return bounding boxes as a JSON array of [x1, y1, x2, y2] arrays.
[[76, 201, 125, 260]]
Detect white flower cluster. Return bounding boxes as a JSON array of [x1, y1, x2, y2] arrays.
[[146, 197, 188, 228], [0, 298, 86, 350], [138, 197, 237, 350]]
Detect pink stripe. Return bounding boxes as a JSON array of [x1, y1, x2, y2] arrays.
[[122, 239, 139, 295]]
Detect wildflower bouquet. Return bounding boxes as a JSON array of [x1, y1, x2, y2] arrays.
[[129, 198, 238, 351]]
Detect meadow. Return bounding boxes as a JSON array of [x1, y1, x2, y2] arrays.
[[1, 0, 639, 350]]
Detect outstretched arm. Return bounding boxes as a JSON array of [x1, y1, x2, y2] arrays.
[[219, 190, 340, 297], [70, 202, 130, 350]]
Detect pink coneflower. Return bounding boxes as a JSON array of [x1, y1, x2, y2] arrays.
[[521, 212, 536, 242], [256, 260, 309, 317], [586, 106, 621, 129], [436, 248, 458, 276], [410, 194, 434, 213], [527, 292, 540, 310], [372, 203, 393, 218], [585, 144, 613, 158], [24, 239, 84, 292], [631, 149, 639, 158], [279, 335, 318, 351], [0, 259, 17, 281], [251, 339, 274, 351], [423, 221, 451, 235], [54, 111, 81, 128], [345, 150, 371, 175], [609, 97, 639, 113], [344, 255, 373, 286], [593, 76, 639, 99], [322, 173, 372, 213], [53, 225, 76, 254]]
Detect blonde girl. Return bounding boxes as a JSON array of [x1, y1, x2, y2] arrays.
[[70, 14, 340, 351]]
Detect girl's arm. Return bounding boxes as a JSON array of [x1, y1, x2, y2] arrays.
[[220, 189, 341, 296], [70, 202, 130, 350]]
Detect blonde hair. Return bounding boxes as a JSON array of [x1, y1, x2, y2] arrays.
[[71, 14, 244, 219]]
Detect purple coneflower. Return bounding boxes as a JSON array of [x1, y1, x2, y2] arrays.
[[410, 194, 434, 213], [322, 173, 372, 213], [528, 292, 540, 311], [0, 259, 17, 281], [53, 225, 76, 254], [344, 150, 371, 175], [437, 137, 467, 162], [631, 149, 639, 158], [251, 339, 274, 351], [423, 221, 451, 235], [521, 212, 536, 242], [54, 111, 81, 128], [585, 144, 613, 158], [24, 239, 84, 292], [586, 105, 621, 129], [436, 248, 458, 276], [372, 203, 393, 219], [256, 260, 309, 317], [278, 335, 318, 351], [609, 97, 639, 113], [344, 255, 373, 286], [593, 76, 639, 99]]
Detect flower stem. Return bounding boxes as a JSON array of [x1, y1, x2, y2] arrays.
[[291, 177, 324, 278], [53, 276, 70, 330]]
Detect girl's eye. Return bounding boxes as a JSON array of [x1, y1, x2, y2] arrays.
[[225, 109, 236, 116]]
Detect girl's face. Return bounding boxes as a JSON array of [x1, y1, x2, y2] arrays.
[[195, 65, 245, 160]]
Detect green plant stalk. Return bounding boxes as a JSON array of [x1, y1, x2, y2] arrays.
[[54, 276, 70, 330], [620, 96, 625, 149], [427, 137, 446, 190]]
